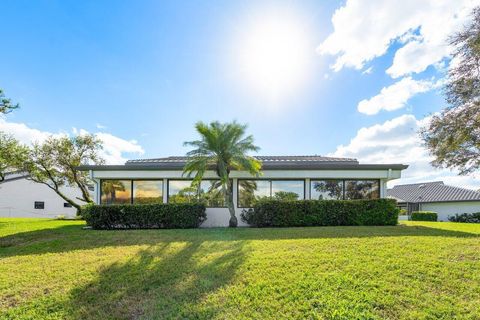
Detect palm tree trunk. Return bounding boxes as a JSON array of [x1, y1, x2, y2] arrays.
[[224, 179, 237, 227]]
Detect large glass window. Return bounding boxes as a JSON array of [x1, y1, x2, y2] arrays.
[[133, 180, 163, 204], [344, 180, 380, 200], [238, 180, 305, 207], [271, 180, 304, 201], [311, 180, 344, 200], [101, 180, 131, 204], [168, 180, 226, 207]]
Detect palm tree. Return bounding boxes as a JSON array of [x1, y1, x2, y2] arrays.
[[183, 121, 262, 227]]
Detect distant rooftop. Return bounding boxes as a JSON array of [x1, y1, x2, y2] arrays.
[[387, 181, 480, 203]]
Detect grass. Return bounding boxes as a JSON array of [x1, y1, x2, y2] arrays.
[[0, 218, 479, 320]]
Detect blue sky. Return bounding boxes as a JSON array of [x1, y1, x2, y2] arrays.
[[1, 0, 479, 188]]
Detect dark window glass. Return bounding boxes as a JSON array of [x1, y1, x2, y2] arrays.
[[34, 201, 44, 209], [238, 180, 270, 207], [168, 180, 226, 207], [101, 180, 132, 204], [133, 180, 163, 204], [310, 180, 344, 200], [344, 180, 380, 200], [64, 202, 72, 208], [271, 180, 304, 201]]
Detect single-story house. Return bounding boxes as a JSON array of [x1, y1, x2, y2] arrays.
[[387, 181, 480, 221], [0, 172, 92, 218], [79, 155, 408, 227]]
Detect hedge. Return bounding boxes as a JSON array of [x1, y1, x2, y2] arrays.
[[448, 212, 480, 223], [83, 203, 207, 229], [411, 211, 438, 221], [241, 198, 399, 227]]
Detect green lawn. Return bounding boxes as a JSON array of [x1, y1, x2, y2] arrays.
[[1, 218, 479, 320]]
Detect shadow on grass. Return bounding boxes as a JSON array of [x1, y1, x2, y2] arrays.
[[67, 239, 245, 319], [0, 223, 478, 259]]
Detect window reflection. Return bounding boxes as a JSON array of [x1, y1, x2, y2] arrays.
[[238, 180, 304, 207], [133, 180, 163, 204], [311, 180, 344, 200], [344, 180, 379, 199], [101, 180, 131, 204], [271, 180, 304, 201], [168, 180, 226, 207]]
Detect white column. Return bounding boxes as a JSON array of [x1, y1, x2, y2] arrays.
[[305, 178, 310, 199], [232, 178, 238, 208], [162, 178, 168, 203], [380, 180, 387, 198]]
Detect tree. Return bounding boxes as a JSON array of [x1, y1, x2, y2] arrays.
[[421, 7, 480, 174], [0, 133, 28, 181], [183, 121, 262, 227], [0, 89, 19, 114], [23, 134, 104, 214]]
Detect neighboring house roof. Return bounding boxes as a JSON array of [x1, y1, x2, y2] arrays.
[[78, 155, 408, 171], [0, 171, 29, 183], [387, 181, 480, 203]]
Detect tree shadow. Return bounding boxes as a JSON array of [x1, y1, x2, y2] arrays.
[[0, 223, 478, 259], [66, 239, 245, 319]]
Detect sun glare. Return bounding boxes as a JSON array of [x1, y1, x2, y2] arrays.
[[235, 11, 312, 102]]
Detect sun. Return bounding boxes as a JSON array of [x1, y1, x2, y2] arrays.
[[235, 10, 312, 102]]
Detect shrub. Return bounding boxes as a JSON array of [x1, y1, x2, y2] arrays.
[[411, 211, 438, 221], [399, 209, 407, 216], [55, 215, 66, 220], [241, 198, 399, 227], [83, 203, 207, 229], [448, 212, 480, 223]]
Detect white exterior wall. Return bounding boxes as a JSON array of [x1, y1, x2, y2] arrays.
[[420, 201, 480, 221], [92, 168, 402, 227], [0, 178, 83, 218]]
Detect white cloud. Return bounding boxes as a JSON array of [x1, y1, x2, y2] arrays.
[[331, 114, 480, 190], [0, 118, 144, 165], [318, 0, 479, 77], [362, 66, 373, 75], [357, 77, 437, 115], [96, 123, 107, 129]]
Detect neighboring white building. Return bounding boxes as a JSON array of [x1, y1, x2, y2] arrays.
[[387, 181, 480, 221], [0, 172, 88, 218], [79, 155, 408, 227]]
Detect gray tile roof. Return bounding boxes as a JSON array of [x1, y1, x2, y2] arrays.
[[387, 181, 480, 203], [78, 155, 408, 171], [126, 155, 359, 164]]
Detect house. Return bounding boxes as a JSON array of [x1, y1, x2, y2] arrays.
[[0, 172, 90, 218], [79, 155, 408, 227], [387, 181, 480, 221]]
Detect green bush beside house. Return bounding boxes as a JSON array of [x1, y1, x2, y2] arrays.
[[411, 211, 438, 221], [83, 203, 206, 229], [241, 198, 399, 227]]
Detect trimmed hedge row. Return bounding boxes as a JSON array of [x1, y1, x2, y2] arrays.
[[448, 212, 480, 223], [83, 203, 207, 229], [411, 211, 438, 221], [241, 198, 399, 227]]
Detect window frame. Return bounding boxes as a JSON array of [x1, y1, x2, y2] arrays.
[[309, 179, 381, 200], [100, 179, 165, 205], [132, 179, 164, 204], [34, 201, 45, 209], [167, 179, 231, 208], [237, 179, 306, 208]]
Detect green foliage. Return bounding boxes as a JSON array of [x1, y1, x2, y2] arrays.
[[421, 7, 480, 175], [82, 203, 207, 229], [0, 133, 28, 181], [448, 212, 480, 223], [23, 134, 104, 213], [0, 88, 19, 114], [241, 199, 399, 227], [183, 121, 261, 227], [1, 218, 480, 319], [399, 208, 408, 215], [411, 211, 438, 221]]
